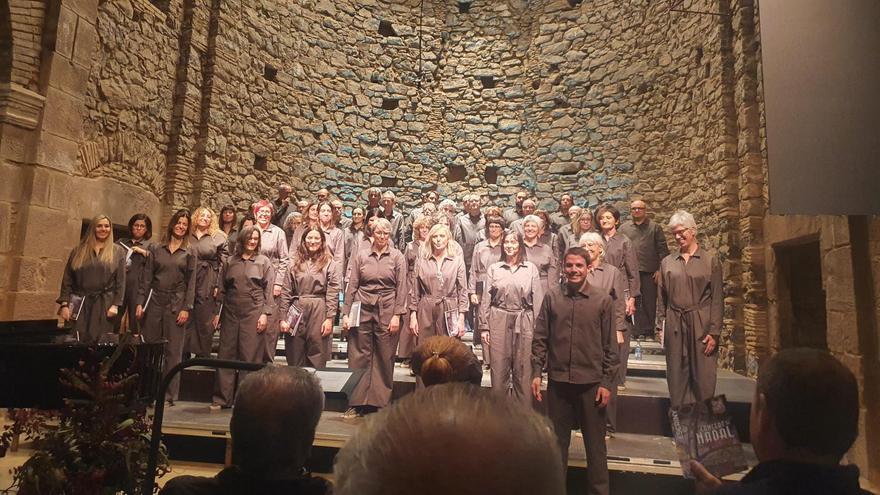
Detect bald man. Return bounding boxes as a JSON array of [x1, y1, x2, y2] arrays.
[[619, 200, 669, 338]]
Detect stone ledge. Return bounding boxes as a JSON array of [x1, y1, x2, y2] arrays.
[[0, 83, 46, 130]]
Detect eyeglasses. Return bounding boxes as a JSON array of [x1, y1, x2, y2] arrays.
[[672, 229, 692, 238]]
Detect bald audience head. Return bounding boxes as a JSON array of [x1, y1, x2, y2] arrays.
[[230, 366, 324, 478], [333, 384, 565, 495]]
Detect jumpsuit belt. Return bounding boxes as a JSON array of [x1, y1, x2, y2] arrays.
[[490, 305, 531, 334], [669, 301, 709, 366]]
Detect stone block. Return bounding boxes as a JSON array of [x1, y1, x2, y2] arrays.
[[54, 6, 78, 60], [11, 291, 59, 320], [63, 0, 99, 22], [36, 131, 79, 172], [72, 18, 99, 69], [20, 206, 79, 261], [46, 54, 90, 97], [41, 86, 85, 142]]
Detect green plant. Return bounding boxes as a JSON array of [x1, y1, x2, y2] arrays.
[[0, 339, 170, 494]]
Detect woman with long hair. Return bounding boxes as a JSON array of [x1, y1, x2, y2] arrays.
[[317, 201, 345, 272], [521, 215, 559, 311], [253, 199, 289, 363], [116, 213, 153, 334], [398, 214, 434, 363], [558, 206, 589, 256], [469, 215, 505, 366], [579, 231, 628, 436], [278, 226, 340, 369], [409, 224, 468, 340], [210, 225, 275, 409], [219, 205, 237, 236], [227, 212, 254, 251], [58, 214, 126, 343], [137, 210, 196, 405], [342, 206, 365, 279], [478, 230, 542, 404], [341, 218, 408, 417], [186, 206, 228, 357]]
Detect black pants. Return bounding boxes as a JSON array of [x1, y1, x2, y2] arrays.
[[634, 271, 658, 337], [607, 325, 632, 433], [547, 380, 609, 495]]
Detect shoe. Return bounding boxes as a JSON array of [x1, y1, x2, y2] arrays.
[[605, 431, 615, 440], [165, 399, 175, 407], [342, 407, 363, 420], [618, 383, 627, 391], [209, 404, 222, 413]]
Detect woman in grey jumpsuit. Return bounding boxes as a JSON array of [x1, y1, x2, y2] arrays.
[[58, 214, 126, 343], [479, 230, 542, 404], [253, 199, 289, 363], [186, 206, 228, 357], [470, 215, 505, 366], [279, 226, 340, 369], [409, 224, 469, 341], [136, 210, 196, 405], [522, 215, 559, 312], [341, 218, 408, 417], [399, 214, 434, 361], [210, 226, 275, 409]]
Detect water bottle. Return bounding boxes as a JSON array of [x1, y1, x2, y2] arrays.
[[634, 340, 643, 361]]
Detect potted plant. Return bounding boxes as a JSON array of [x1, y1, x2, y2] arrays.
[[0, 339, 170, 494]]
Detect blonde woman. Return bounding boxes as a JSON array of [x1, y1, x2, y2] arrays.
[[558, 207, 592, 259], [58, 214, 126, 343], [409, 224, 468, 341], [187, 206, 228, 357], [399, 214, 435, 362]]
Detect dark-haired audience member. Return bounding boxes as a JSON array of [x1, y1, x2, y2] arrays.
[[279, 227, 340, 369], [341, 217, 408, 418], [333, 384, 564, 495], [692, 348, 870, 495], [411, 336, 482, 387], [469, 216, 505, 367], [137, 210, 196, 405], [187, 206, 228, 358], [58, 214, 127, 343], [254, 200, 289, 363], [619, 200, 669, 338], [270, 183, 293, 228], [658, 210, 721, 408], [116, 213, 153, 334], [219, 205, 237, 237], [163, 367, 330, 495], [479, 230, 542, 404], [532, 247, 617, 495], [210, 226, 275, 410]]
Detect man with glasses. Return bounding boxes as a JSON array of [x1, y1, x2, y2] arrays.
[[619, 200, 669, 339]]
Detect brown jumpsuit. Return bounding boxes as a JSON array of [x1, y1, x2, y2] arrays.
[[212, 253, 275, 407], [186, 231, 228, 357], [586, 262, 627, 433], [139, 242, 196, 402], [524, 240, 559, 311], [58, 244, 127, 343], [398, 239, 421, 359], [342, 245, 408, 409], [116, 238, 152, 334], [410, 252, 469, 339], [258, 224, 289, 363], [658, 248, 723, 408], [278, 259, 340, 369], [470, 239, 502, 365], [478, 260, 543, 404], [603, 231, 640, 393]]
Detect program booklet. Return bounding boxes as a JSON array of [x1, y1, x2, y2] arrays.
[[444, 309, 461, 336], [68, 294, 86, 320], [348, 301, 362, 328], [669, 394, 747, 479], [286, 303, 305, 335]]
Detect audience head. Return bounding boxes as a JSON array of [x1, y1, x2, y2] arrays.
[[752, 348, 859, 464], [127, 213, 153, 241], [231, 366, 324, 478], [411, 336, 482, 387], [333, 384, 565, 495]]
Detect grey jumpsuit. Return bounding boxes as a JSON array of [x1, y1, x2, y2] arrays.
[[524, 240, 559, 312], [186, 231, 228, 357], [410, 252, 469, 339], [278, 258, 340, 369], [342, 245, 408, 409], [658, 247, 723, 408], [58, 244, 127, 343], [139, 242, 196, 402], [470, 239, 502, 365], [212, 253, 275, 407], [258, 224, 289, 362], [479, 260, 542, 404]]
